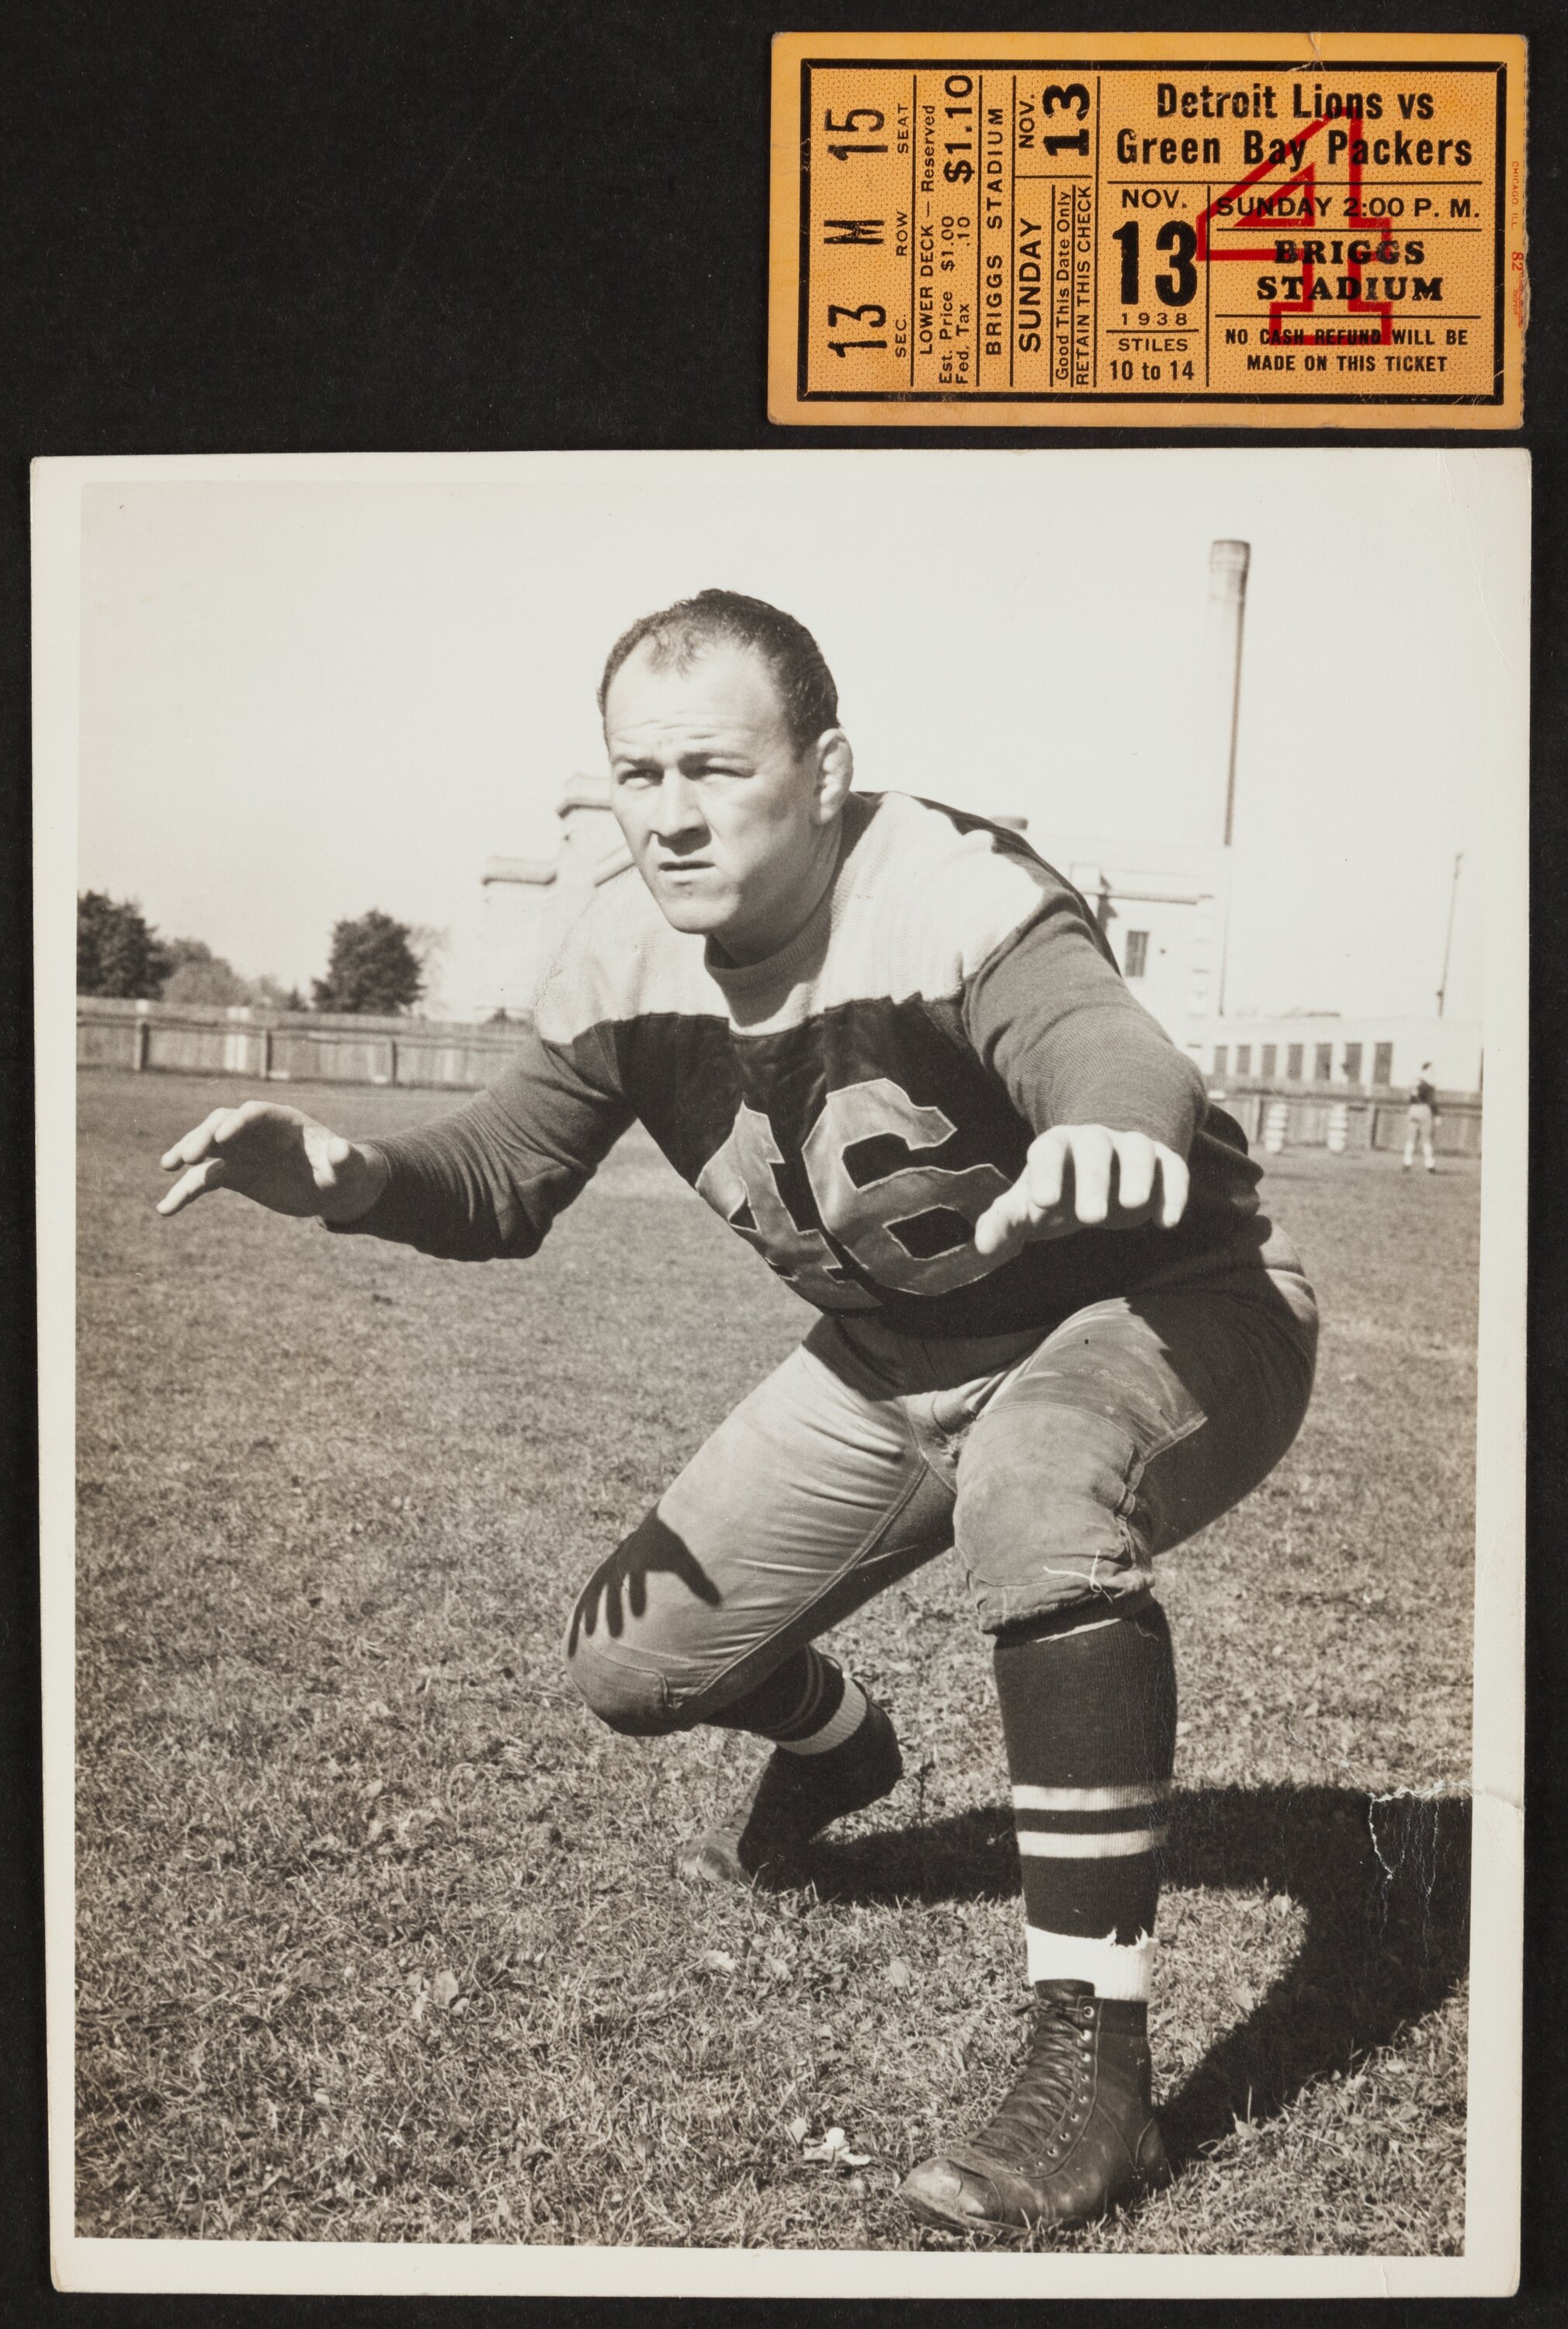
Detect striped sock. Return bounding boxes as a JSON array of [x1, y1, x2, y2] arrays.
[[706, 1646, 870, 1756], [993, 1596, 1177, 2005]]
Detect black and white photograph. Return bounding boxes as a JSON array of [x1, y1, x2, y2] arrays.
[[35, 446, 1525, 2296]]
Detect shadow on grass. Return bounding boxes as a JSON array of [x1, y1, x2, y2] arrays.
[[808, 1782, 1470, 2170]]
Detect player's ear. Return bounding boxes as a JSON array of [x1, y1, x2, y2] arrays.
[[808, 728, 854, 823]]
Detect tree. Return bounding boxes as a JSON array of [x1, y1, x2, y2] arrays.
[[77, 891, 173, 998], [161, 938, 255, 1008], [311, 911, 424, 1015], [255, 974, 310, 1015]]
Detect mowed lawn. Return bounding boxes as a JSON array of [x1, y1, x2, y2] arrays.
[[75, 1070, 1477, 2255]]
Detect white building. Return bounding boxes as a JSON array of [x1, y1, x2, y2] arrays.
[[1192, 1012, 1482, 1095], [479, 773, 630, 1019], [1031, 831, 1227, 1067]]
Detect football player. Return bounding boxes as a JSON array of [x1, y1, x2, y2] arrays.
[[159, 591, 1316, 2236]]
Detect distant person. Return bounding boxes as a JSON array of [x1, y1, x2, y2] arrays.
[[156, 591, 1317, 2237], [1403, 1065, 1438, 1172]]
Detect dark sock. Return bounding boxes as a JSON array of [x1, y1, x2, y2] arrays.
[[702, 1644, 862, 1746], [992, 1597, 1177, 1971]]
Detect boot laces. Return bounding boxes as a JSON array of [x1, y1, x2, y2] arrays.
[[973, 1995, 1093, 2170]]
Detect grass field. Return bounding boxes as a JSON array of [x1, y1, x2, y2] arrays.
[[74, 1069, 1477, 2254]]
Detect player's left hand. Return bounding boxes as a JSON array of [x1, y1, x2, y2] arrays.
[[973, 1124, 1189, 1263]]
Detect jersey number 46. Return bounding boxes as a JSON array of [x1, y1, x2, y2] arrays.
[[695, 1078, 1011, 1307]]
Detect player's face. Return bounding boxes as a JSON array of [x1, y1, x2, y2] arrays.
[[604, 641, 851, 965]]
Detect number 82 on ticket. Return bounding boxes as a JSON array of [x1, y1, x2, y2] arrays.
[[768, 31, 1525, 427]]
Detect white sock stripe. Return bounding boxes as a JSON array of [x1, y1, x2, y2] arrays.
[[1016, 1825, 1168, 1859], [1024, 1926, 1154, 2001], [1011, 1782, 1171, 1813], [779, 1675, 868, 1757]]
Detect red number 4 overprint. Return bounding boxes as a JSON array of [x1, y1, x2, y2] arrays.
[[1195, 112, 1395, 349]]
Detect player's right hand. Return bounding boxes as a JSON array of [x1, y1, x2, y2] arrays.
[[973, 1123, 1190, 1263], [157, 1101, 389, 1223]]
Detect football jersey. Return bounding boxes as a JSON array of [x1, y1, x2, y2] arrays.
[[341, 792, 1269, 1338]]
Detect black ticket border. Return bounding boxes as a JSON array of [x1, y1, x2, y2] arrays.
[[795, 57, 1507, 407]]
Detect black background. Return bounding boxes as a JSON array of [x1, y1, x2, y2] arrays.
[[2, 2, 1563, 2323]]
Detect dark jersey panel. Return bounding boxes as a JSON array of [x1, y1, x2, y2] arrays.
[[605, 1013, 742, 1184], [615, 995, 1032, 1185], [606, 991, 1262, 1338], [616, 994, 1040, 1322]]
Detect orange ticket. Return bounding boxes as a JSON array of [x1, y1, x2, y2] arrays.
[[768, 31, 1525, 427]]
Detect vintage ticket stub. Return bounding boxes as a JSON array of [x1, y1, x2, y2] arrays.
[[768, 31, 1525, 427]]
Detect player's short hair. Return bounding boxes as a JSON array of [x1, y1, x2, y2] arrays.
[[598, 589, 840, 751]]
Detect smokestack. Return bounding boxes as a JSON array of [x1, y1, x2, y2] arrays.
[[1194, 540, 1251, 849]]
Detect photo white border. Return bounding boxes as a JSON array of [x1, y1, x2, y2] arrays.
[[34, 448, 1528, 2298]]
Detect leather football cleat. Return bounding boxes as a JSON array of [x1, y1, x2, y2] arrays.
[[900, 1980, 1171, 2234], [675, 1699, 901, 1887]]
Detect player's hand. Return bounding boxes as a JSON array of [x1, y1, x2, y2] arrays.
[[156, 1101, 389, 1224], [973, 1125, 1189, 1264]]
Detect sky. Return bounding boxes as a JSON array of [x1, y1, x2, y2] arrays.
[[74, 449, 1526, 1022]]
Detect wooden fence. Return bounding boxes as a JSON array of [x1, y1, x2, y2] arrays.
[[76, 996, 529, 1092], [76, 998, 1483, 1152]]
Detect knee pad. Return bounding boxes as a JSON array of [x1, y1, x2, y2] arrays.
[[958, 1399, 1150, 1631], [564, 1622, 679, 1736]]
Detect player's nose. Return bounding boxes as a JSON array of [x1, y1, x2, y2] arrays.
[[651, 769, 707, 842]]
